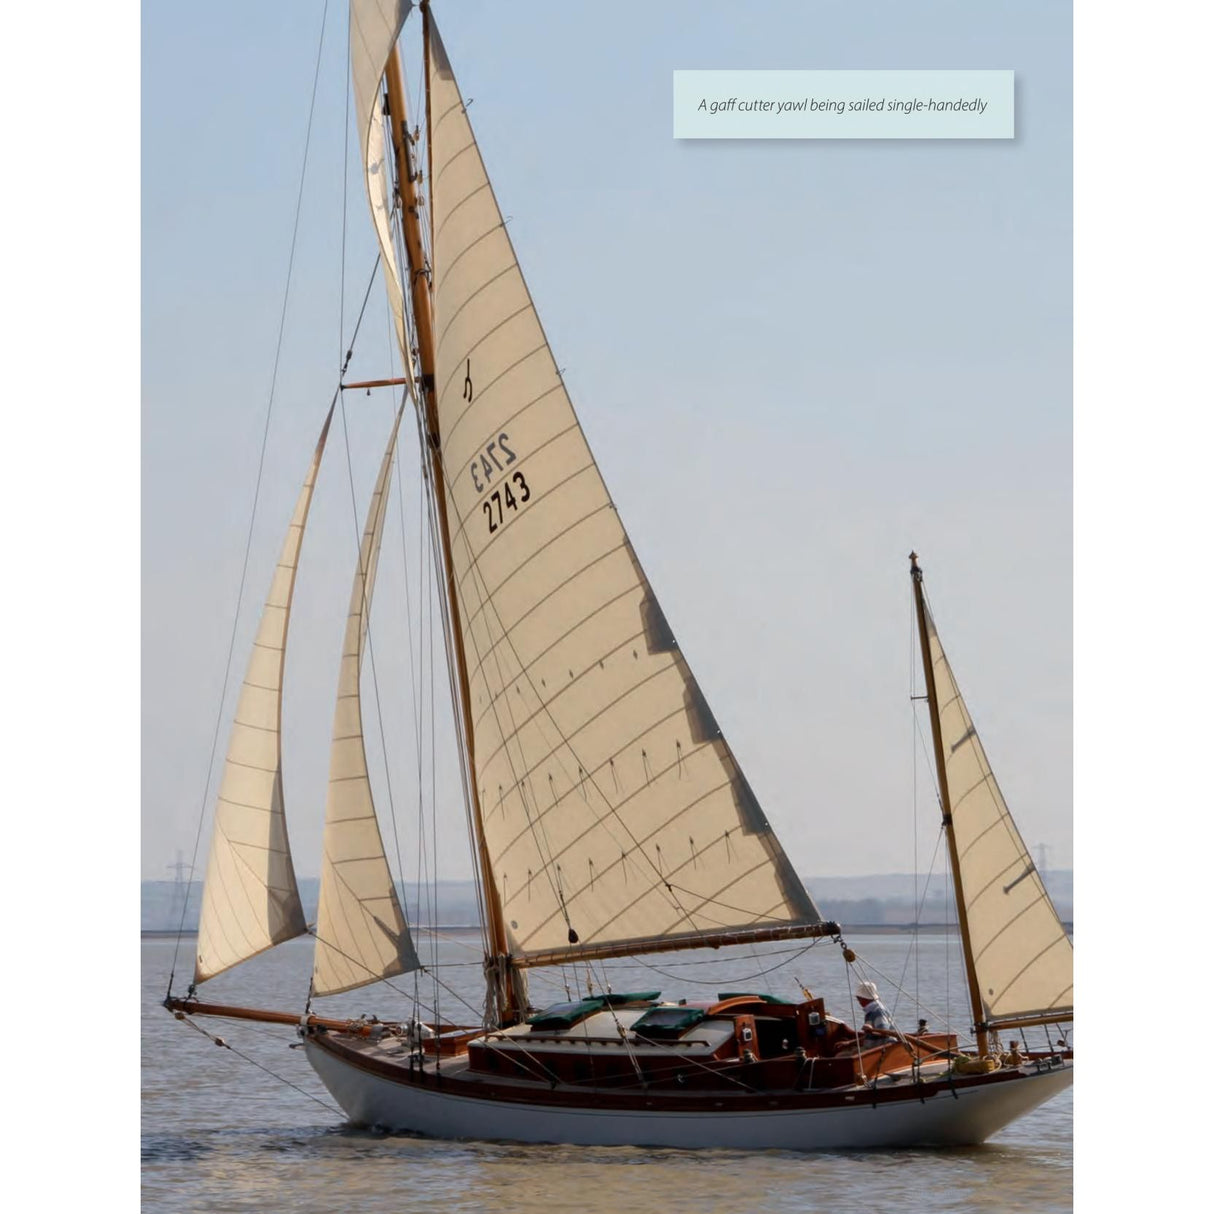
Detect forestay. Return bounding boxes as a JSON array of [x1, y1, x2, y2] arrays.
[[424, 17, 823, 964], [923, 603, 1073, 1023], [195, 409, 334, 983], [312, 405, 419, 996]]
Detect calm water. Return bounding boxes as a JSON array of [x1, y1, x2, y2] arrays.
[[142, 932, 1072, 1212]]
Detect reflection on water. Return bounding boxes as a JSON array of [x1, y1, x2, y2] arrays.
[[142, 934, 1072, 1213]]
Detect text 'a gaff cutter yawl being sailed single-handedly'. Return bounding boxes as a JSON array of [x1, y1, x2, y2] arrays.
[[163, 0, 1072, 1149]]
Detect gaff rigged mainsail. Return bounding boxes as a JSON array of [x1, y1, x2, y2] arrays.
[[422, 16, 824, 966]]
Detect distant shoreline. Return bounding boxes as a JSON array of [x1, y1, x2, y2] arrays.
[[141, 922, 1071, 940]]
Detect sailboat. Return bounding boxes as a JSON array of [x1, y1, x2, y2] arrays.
[[164, 0, 1072, 1150]]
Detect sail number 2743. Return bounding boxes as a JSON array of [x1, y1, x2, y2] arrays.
[[470, 432, 531, 534]]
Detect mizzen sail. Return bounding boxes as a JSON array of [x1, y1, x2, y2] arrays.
[[195, 408, 333, 983], [920, 590, 1073, 1025], [424, 16, 822, 965], [312, 405, 420, 996]]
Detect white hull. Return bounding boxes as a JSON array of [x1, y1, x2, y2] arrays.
[[305, 1041, 1072, 1150]]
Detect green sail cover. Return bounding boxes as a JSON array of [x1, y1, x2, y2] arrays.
[[631, 1006, 707, 1040], [526, 998, 606, 1030]]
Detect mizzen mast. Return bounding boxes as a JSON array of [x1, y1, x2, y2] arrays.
[[909, 551, 989, 1056], [381, 17, 519, 1022]]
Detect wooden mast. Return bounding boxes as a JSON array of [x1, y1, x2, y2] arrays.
[[381, 13, 520, 1024], [909, 552, 990, 1056]]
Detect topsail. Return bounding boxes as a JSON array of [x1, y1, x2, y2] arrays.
[[351, 0, 415, 383]]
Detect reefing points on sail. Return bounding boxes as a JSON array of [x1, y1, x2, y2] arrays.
[[423, 16, 827, 979]]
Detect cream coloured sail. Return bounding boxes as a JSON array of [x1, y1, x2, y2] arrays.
[[195, 407, 334, 983], [424, 17, 822, 964], [923, 601, 1073, 1023], [351, 0, 415, 383], [312, 405, 419, 996]]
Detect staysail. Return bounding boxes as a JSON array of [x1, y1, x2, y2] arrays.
[[917, 573, 1073, 1025], [195, 407, 334, 983], [351, 0, 415, 382], [423, 15, 823, 965], [312, 404, 420, 996]]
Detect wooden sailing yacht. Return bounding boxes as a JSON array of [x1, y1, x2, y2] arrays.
[[165, 0, 1073, 1149]]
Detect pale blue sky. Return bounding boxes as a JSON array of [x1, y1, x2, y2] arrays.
[[142, 0, 1072, 882]]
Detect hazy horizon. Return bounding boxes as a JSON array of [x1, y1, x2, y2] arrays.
[[141, 868, 1074, 931], [142, 866, 1074, 886]]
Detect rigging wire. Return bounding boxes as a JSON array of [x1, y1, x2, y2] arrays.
[[380, 19, 820, 1026], [330, 395, 422, 1015], [407, 50, 707, 957], [304, 920, 485, 1023], [333, 53, 410, 938], [621, 940, 825, 988], [174, 1012, 343, 1118], [898, 614, 965, 1042], [355, 117, 440, 1021], [890, 828, 947, 1023], [435, 454, 705, 939], [386, 287, 436, 1032], [434, 432, 705, 938], [166, 0, 337, 995], [320, 25, 461, 1021], [399, 343, 455, 1029], [921, 581, 1047, 897], [375, 287, 424, 1005], [332, 0, 424, 1018], [425, 334, 825, 962], [841, 949, 965, 1049], [384, 50, 495, 1002], [416, 469, 438, 1015], [177, 248, 380, 1007], [358, 157, 438, 1030], [428, 504, 445, 1030], [338, 2, 351, 373], [911, 592, 921, 1026], [945, 827, 956, 1040], [412, 420, 495, 965]]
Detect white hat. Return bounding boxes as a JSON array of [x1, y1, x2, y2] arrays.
[[856, 981, 879, 1001]]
